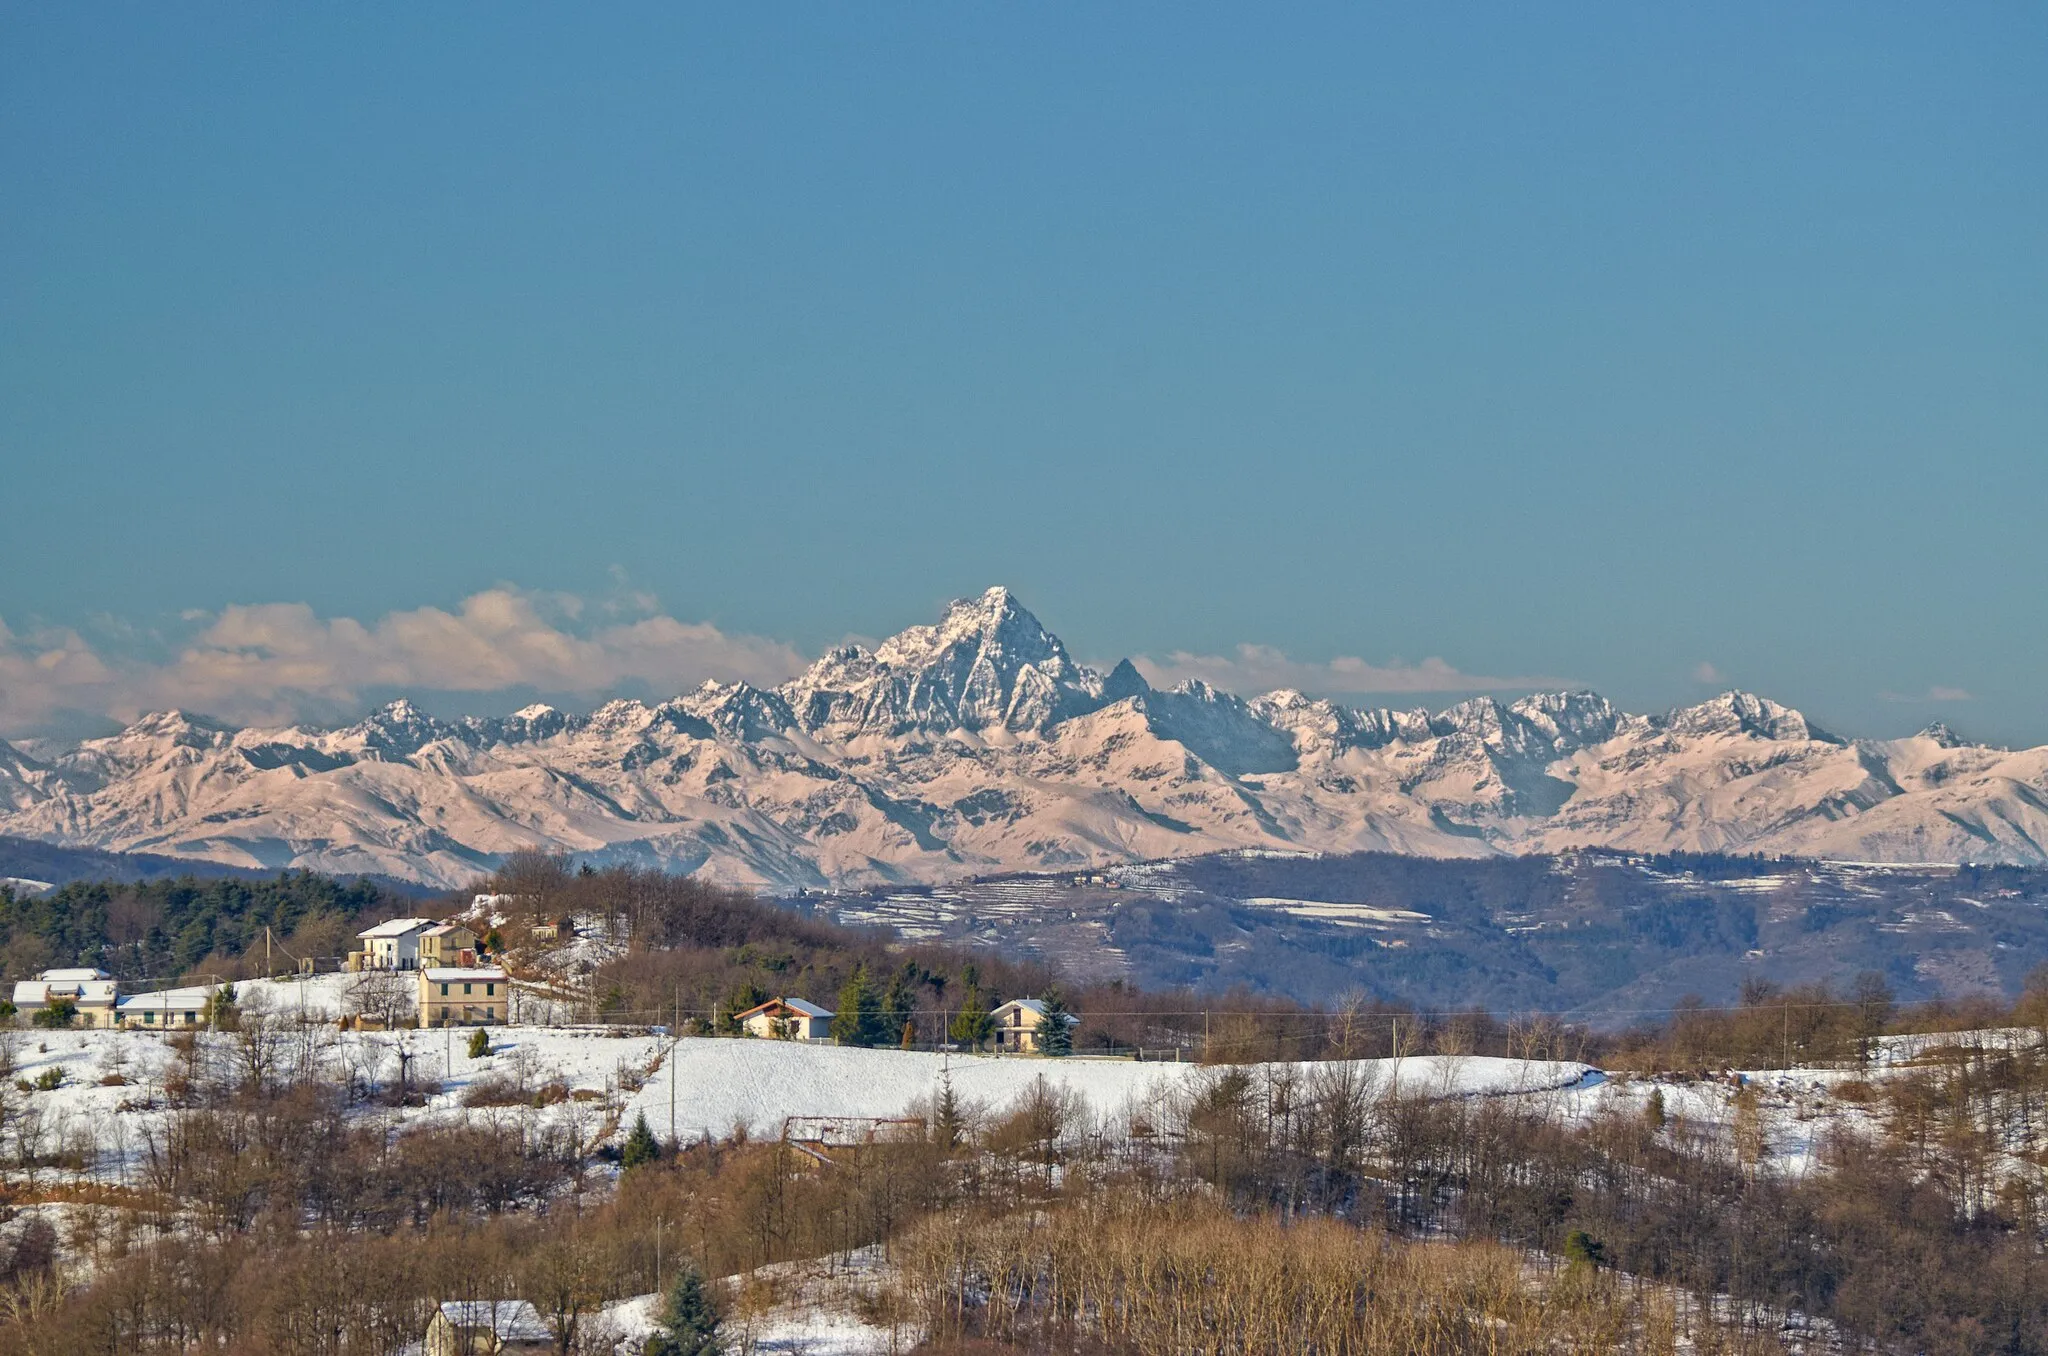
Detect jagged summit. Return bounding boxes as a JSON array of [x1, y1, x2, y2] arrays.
[[781, 587, 1104, 736], [8, 589, 2046, 888]]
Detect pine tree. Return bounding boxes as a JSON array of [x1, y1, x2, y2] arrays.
[[467, 1027, 492, 1059], [644, 1263, 722, 1356], [934, 1072, 964, 1152], [1035, 988, 1074, 1057], [882, 963, 918, 1044], [949, 986, 994, 1051], [831, 966, 883, 1047], [621, 1111, 661, 1169]]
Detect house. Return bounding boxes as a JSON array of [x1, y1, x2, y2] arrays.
[[116, 985, 214, 1030], [11, 969, 120, 1028], [735, 996, 835, 1040], [425, 1299, 553, 1355], [419, 922, 478, 968], [418, 967, 510, 1028], [351, 918, 438, 971], [989, 998, 1077, 1053]]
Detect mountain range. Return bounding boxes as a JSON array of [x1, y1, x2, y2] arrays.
[[2, 587, 2045, 890]]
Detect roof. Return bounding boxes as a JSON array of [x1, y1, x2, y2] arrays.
[[436, 1300, 552, 1342], [118, 986, 213, 1013], [422, 967, 509, 983], [422, 922, 473, 937], [357, 917, 437, 940], [736, 996, 834, 1021], [40, 967, 111, 983], [14, 979, 119, 1005]]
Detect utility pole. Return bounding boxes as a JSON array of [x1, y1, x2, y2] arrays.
[[655, 1215, 666, 1295]]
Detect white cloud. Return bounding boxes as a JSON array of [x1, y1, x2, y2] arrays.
[[1879, 685, 1975, 704], [1691, 661, 1724, 685], [0, 589, 807, 736], [1130, 643, 1561, 697]]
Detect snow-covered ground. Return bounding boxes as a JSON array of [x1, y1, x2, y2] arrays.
[[622, 1043, 1593, 1144]]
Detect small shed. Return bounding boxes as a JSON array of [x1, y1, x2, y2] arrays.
[[425, 1299, 553, 1355], [735, 996, 835, 1040]]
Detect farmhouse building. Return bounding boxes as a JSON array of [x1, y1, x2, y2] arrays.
[[989, 997, 1077, 1053], [424, 1299, 553, 1354], [418, 966, 510, 1027], [419, 922, 478, 968], [11, 969, 119, 1028], [117, 985, 214, 1029], [351, 918, 438, 971], [735, 996, 835, 1040]]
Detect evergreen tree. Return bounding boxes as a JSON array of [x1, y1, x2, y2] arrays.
[[831, 966, 883, 1047], [644, 1264, 721, 1356], [949, 986, 994, 1051], [1035, 988, 1074, 1057], [467, 1026, 492, 1059], [882, 963, 918, 1045], [934, 1072, 964, 1152], [621, 1111, 661, 1169]]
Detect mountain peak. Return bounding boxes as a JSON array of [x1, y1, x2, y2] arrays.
[[785, 587, 1101, 736], [1919, 720, 1969, 749]]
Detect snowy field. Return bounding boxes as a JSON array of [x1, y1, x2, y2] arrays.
[[4, 970, 2021, 1193]]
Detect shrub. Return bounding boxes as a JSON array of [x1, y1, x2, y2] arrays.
[[33, 1067, 64, 1092], [31, 998, 77, 1030], [467, 1027, 492, 1059]]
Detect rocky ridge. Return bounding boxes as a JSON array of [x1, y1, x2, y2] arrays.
[[2, 587, 2043, 888]]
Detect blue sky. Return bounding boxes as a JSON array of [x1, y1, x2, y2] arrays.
[[2, 6, 2043, 742]]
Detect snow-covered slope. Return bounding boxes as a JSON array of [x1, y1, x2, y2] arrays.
[[4, 587, 2044, 887]]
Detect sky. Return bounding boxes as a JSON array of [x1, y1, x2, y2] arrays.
[[2, 5, 2044, 743]]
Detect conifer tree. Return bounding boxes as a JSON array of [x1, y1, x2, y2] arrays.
[[831, 966, 883, 1046], [622, 1111, 661, 1169], [882, 963, 918, 1045], [1036, 988, 1074, 1057], [949, 986, 994, 1051], [467, 1027, 491, 1059], [644, 1263, 721, 1356], [934, 1072, 964, 1152]]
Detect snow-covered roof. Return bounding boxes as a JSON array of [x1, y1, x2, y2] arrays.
[[117, 986, 213, 1013], [14, 979, 118, 1005], [422, 967, 508, 983], [39, 967, 111, 983], [737, 996, 834, 1021], [437, 1300, 551, 1342], [358, 917, 436, 940], [422, 922, 472, 937]]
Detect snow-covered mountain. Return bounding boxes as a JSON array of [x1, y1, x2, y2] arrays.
[[4, 587, 2044, 889]]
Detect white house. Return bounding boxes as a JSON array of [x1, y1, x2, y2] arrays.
[[353, 918, 438, 971], [989, 997, 1077, 1054], [11, 968, 119, 1028], [735, 996, 835, 1040], [117, 985, 214, 1030]]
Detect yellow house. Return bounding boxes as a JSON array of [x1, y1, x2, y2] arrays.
[[418, 967, 510, 1028], [419, 922, 478, 968]]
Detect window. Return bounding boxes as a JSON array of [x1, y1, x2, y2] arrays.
[[486, 983, 495, 996], [144, 1011, 155, 1024], [463, 983, 472, 995], [441, 983, 449, 996]]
